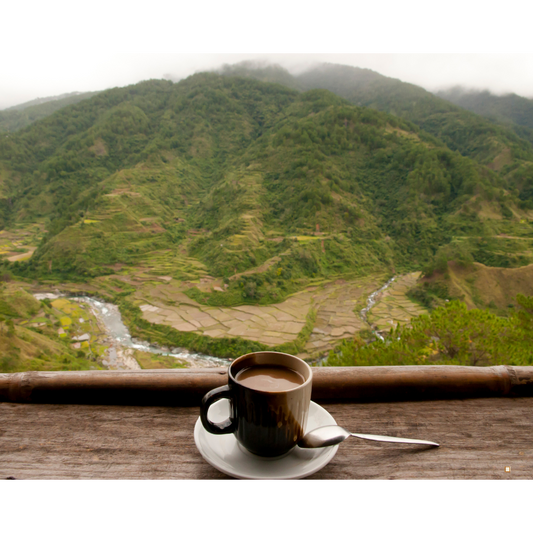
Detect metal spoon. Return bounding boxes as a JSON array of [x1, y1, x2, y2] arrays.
[[298, 425, 439, 448]]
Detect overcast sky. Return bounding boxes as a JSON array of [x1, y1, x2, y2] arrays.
[[0, 51, 533, 109]]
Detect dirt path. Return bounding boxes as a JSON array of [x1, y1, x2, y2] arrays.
[[6, 246, 36, 262], [229, 250, 292, 280]]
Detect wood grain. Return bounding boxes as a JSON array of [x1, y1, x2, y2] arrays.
[[1, 397, 532, 479]]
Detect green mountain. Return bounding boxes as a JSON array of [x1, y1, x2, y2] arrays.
[[0, 91, 98, 133], [229, 63, 531, 159], [0, 68, 531, 362], [436, 87, 533, 129], [0, 72, 530, 292], [219, 61, 533, 210], [436, 86, 533, 147], [299, 64, 533, 166]]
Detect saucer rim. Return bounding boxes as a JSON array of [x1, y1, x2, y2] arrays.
[[194, 400, 339, 480]]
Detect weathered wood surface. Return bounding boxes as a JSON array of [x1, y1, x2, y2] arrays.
[[1, 397, 532, 479], [2, 365, 533, 405]]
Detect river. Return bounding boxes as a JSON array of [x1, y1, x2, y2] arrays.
[[33, 293, 231, 369], [359, 276, 396, 341], [315, 275, 396, 365], [33, 277, 396, 369]]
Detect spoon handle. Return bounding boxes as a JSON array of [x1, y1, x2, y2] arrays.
[[351, 433, 439, 447]]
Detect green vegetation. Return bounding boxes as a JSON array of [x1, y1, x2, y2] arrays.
[[0, 65, 532, 368], [0, 284, 103, 372], [437, 87, 533, 147], [326, 296, 533, 367], [133, 350, 187, 369], [406, 281, 451, 310], [0, 92, 98, 133]]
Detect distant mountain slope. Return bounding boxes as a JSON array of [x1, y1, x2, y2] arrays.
[[295, 64, 533, 166], [437, 87, 533, 129], [0, 72, 531, 288], [218, 61, 301, 91], [218, 62, 533, 211], [0, 91, 98, 133], [436, 87, 533, 147]]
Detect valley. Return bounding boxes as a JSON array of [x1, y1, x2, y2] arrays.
[[0, 64, 532, 372], [0, 270, 428, 370], [0, 215, 432, 370]]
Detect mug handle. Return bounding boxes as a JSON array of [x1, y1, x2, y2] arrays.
[[200, 385, 238, 435]]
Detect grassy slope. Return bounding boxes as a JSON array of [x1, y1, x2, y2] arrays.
[[418, 260, 533, 310], [0, 285, 102, 372]]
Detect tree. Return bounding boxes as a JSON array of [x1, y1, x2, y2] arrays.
[[327, 297, 533, 367]]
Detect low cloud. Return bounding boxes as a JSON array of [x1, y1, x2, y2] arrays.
[[2, 53, 533, 110]]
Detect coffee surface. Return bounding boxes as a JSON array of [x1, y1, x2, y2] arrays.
[[235, 365, 305, 392]]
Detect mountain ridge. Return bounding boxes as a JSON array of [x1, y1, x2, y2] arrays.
[[0, 91, 99, 133], [0, 74, 519, 284]]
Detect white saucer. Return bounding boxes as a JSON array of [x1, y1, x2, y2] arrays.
[[194, 400, 339, 479]]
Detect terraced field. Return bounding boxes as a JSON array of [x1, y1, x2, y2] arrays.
[[133, 280, 312, 347], [125, 271, 428, 360], [367, 273, 428, 331], [0, 223, 44, 262], [303, 278, 383, 357]]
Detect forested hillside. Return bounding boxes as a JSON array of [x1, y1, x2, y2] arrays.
[[0, 72, 530, 286], [305, 65, 530, 159], [436, 87, 533, 147], [219, 62, 533, 211], [0, 67, 532, 367], [0, 91, 98, 133]]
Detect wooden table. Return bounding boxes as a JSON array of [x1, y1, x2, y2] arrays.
[[1, 397, 532, 479]]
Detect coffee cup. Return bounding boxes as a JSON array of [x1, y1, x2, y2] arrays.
[[200, 351, 312, 457]]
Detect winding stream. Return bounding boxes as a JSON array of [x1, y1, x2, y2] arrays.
[[33, 277, 397, 369], [359, 276, 396, 341], [33, 293, 231, 368], [315, 276, 396, 365]]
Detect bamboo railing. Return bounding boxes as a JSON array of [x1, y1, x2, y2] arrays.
[[1, 365, 532, 406]]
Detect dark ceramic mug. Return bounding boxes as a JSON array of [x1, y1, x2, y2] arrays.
[[200, 351, 313, 457]]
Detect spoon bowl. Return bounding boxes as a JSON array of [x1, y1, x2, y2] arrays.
[[298, 425, 439, 449]]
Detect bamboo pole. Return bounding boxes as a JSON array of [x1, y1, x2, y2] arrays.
[[1, 366, 532, 405]]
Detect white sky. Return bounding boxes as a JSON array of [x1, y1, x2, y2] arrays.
[[0, 51, 533, 109]]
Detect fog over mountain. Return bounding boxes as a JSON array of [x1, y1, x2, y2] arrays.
[[437, 86, 533, 128], [2, 54, 533, 110]]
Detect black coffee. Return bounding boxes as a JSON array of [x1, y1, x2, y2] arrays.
[[235, 365, 305, 392]]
